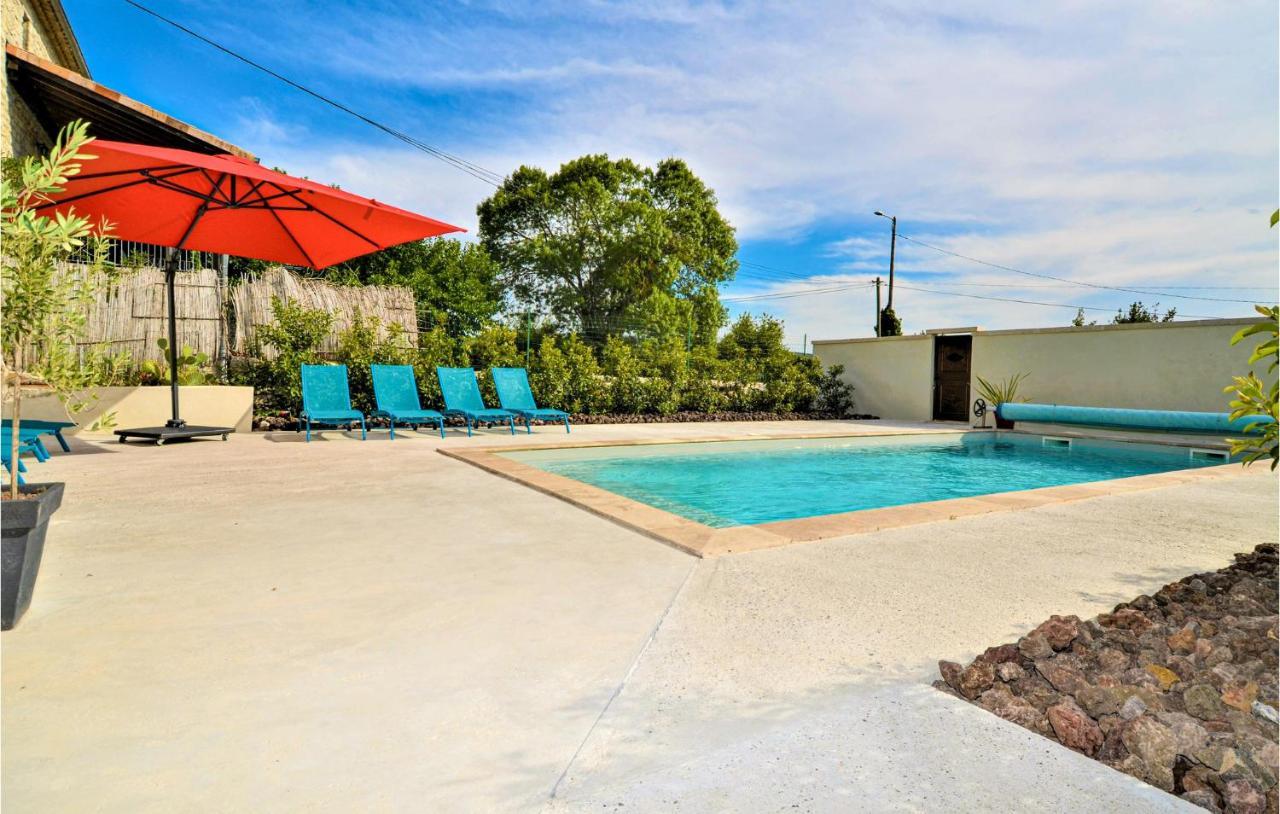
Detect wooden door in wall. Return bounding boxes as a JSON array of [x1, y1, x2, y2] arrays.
[[933, 335, 972, 421]]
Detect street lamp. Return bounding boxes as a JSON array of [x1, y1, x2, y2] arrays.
[[873, 210, 896, 314]]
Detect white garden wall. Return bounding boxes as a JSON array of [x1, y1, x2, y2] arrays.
[[813, 318, 1260, 421]]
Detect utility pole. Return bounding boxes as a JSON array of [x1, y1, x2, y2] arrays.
[[874, 276, 883, 337]]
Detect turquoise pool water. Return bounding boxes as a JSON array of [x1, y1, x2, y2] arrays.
[[502, 433, 1227, 528]]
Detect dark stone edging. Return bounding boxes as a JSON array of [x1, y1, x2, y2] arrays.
[[252, 411, 880, 431], [936, 544, 1279, 813]]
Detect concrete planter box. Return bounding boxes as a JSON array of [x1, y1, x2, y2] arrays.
[[8, 386, 254, 435], [2, 482, 64, 630]]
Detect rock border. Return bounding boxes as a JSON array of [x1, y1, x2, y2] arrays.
[[936, 545, 1278, 814]]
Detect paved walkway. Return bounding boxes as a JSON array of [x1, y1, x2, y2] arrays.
[[2, 421, 1273, 812]]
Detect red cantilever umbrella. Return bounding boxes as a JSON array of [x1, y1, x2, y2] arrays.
[[41, 139, 464, 444]]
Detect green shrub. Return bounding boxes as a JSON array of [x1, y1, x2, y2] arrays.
[[463, 324, 519, 404], [561, 334, 607, 413], [138, 338, 213, 386], [412, 325, 463, 409], [639, 338, 687, 415], [335, 313, 414, 412], [816, 364, 857, 417], [236, 297, 333, 413], [81, 346, 137, 387], [529, 336, 569, 410], [680, 345, 727, 412], [602, 337, 646, 413]]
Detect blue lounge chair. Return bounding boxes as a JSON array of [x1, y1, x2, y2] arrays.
[[3, 419, 74, 454], [371, 364, 446, 439], [1, 453, 29, 486], [0, 430, 46, 486], [436, 367, 516, 437], [492, 367, 571, 434], [299, 364, 366, 442]]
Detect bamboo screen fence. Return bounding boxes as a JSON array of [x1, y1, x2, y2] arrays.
[[68, 263, 416, 365], [230, 267, 417, 358], [74, 265, 223, 365]]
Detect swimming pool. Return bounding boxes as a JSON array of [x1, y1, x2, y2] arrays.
[[500, 433, 1228, 528]]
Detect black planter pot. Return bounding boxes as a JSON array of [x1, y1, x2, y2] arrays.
[[994, 417, 1015, 430], [2, 482, 64, 631]]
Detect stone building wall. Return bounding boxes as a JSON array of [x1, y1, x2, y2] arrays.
[[2, 0, 88, 158]]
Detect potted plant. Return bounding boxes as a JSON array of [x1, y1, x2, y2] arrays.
[[976, 372, 1029, 429], [1223, 304, 1278, 469], [1, 120, 114, 629]]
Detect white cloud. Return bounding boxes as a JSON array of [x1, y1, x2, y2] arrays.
[[219, 0, 1277, 341]]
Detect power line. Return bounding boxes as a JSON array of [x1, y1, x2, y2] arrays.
[[737, 260, 820, 281], [723, 282, 872, 303], [892, 283, 1219, 319], [890, 280, 1278, 290], [123, 0, 505, 187], [897, 234, 1263, 304], [724, 275, 1224, 319]]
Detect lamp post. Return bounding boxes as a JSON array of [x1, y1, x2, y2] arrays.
[[873, 210, 896, 312]]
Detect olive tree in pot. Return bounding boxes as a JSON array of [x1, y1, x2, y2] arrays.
[[976, 372, 1029, 429], [1, 121, 113, 630]]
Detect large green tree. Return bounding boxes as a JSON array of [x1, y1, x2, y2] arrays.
[[331, 238, 503, 335], [477, 155, 736, 344]]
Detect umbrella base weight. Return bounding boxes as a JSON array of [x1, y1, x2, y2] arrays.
[[114, 426, 232, 445]]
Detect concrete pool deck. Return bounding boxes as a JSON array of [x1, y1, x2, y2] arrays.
[[2, 419, 1275, 811]]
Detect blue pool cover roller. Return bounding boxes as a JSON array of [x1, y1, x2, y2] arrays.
[[996, 402, 1274, 435]]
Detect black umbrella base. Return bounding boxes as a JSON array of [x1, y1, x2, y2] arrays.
[[114, 425, 233, 446]]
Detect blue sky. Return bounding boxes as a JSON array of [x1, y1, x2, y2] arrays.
[[67, 1, 1278, 346]]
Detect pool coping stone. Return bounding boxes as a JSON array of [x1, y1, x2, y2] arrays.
[[437, 429, 1260, 558]]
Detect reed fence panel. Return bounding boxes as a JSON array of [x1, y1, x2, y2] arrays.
[[230, 267, 417, 358], [62, 264, 417, 366], [71, 264, 223, 365]]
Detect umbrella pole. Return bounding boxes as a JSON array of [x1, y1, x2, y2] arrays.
[[164, 249, 184, 428], [160, 196, 214, 428]]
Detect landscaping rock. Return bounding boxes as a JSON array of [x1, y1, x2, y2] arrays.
[[1120, 694, 1149, 721], [1017, 632, 1054, 661], [995, 662, 1025, 683], [1047, 698, 1103, 756], [1036, 658, 1089, 695], [1222, 683, 1259, 713], [957, 660, 995, 700], [1220, 779, 1266, 814], [1185, 684, 1228, 721], [1100, 607, 1156, 634], [1122, 717, 1179, 791], [1032, 615, 1081, 651], [932, 544, 1279, 814], [977, 643, 1021, 665], [1182, 789, 1224, 813], [1146, 664, 1181, 691], [938, 660, 963, 692]]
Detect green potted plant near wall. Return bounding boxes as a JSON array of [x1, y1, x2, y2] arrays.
[[976, 372, 1029, 430], [1, 121, 114, 630]]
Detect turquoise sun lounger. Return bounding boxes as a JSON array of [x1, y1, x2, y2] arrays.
[[436, 367, 516, 437], [0, 432, 42, 486], [371, 364, 446, 439], [491, 367, 570, 434], [300, 364, 366, 442], [3, 419, 74, 454]]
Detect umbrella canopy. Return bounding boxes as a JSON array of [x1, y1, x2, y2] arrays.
[[37, 139, 465, 443], [42, 140, 464, 269]]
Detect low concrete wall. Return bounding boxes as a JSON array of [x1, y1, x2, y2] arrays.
[[7, 386, 254, 435], [814, 318, 1260, 422], [814, 335, 936, 421]]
